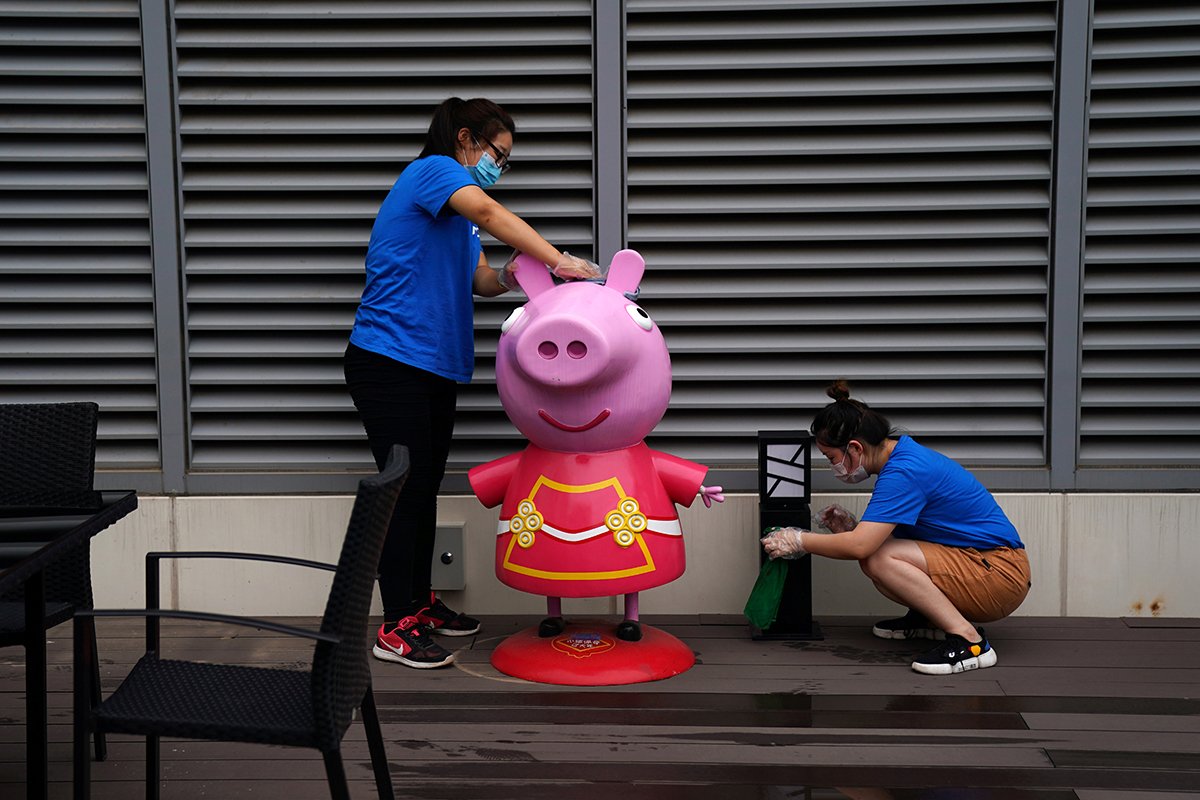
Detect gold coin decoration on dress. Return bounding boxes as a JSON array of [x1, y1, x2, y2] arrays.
[[613, 528, 636, 547], [605, 497, 647, 547], [510, 499, 543, 548]]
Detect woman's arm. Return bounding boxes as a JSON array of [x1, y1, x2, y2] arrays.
[[447, 184, 561, 267], [765, 519, 897, 562], [803, 520, 897, 561], [472, 253, 507, 297]]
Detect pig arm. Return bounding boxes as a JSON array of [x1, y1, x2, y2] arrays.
[[467, 451, 522, 508], [650, 450, 709, 508]]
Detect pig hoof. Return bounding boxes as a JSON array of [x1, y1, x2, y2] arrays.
[[538, 616, 565, 638], [616, 620, 642, 642]]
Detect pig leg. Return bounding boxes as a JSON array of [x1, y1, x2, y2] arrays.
[[616, 592, 642, 642], [538, 596, 565, 638], [623, 592, 639, 621]]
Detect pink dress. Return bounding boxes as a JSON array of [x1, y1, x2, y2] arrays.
[[469, 442, 708, 598]]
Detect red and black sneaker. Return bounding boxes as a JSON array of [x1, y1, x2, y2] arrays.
[[415, 593, 481, 637], [372, 617, 455, 668]]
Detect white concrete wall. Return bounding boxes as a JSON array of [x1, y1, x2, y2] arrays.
[[89, 493, 1200, 619]]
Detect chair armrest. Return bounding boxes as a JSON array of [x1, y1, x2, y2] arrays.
[[145, 550, 336, 610], [75, 608, 340, 645], [141, 552, 340, 651], [146, 550, 337, 571]]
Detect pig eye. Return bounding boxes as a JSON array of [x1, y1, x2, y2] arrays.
[[626, 304, 654, 331], [501, 306, 525, 334]]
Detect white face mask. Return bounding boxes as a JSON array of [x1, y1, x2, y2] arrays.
[[831, 443, 870, 484]]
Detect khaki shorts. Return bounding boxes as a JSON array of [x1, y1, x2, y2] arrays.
[[916, 542, 1031, 624]]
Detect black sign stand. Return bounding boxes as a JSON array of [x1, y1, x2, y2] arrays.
[[752, 430, 823, 640]]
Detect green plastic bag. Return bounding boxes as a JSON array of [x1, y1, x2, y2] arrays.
[[743, 557, 788, 629]]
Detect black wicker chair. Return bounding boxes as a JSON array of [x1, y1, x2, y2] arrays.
[[73, 445, 408, 800], [0, 401, 108, 760]]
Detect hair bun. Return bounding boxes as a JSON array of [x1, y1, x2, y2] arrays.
[[825, 378, 852, 403]]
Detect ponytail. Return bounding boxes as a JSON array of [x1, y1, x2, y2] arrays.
[[810, 378, 895, 448]]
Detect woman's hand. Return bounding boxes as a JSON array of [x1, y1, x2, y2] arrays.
[[496, 250, 521, 291], [761, 527, 807, 560], [817, 503, 857, 533], [553, 251, 602, 280]]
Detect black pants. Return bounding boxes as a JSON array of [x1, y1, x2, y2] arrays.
[[344, 342, 458, 621]]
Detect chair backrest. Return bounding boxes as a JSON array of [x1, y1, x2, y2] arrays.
[[0, 402, 101, 608], [310, 444, 409, 748], [0, 402, 99, 506]]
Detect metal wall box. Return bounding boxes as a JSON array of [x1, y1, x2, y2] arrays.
[[431, 523, 466, 590]]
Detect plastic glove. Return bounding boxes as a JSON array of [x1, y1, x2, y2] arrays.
[[495, 250, 521, 291], [553, 251, 602, 280], [816, 503, 857, 533], [761, 527, 807, 560], [699, 484, 724, 508]]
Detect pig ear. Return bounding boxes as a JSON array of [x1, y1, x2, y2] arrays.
[[513, 253, 556, 299], [604, 249, 645, 297]]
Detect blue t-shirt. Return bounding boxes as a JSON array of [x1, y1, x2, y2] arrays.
[[861, 436, 1023, 550], [349, 155, 481, 382]]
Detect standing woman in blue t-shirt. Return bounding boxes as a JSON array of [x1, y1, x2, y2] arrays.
[[762, 380, 1031, 675], [344, 97, 598, 669]]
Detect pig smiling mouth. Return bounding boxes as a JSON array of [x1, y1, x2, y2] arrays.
[[538, 408, 611, 432]]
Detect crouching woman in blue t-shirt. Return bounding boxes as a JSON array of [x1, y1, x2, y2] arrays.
[[762, 380, 1031, 675]]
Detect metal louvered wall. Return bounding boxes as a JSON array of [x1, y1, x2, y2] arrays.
[[1082, 2, 1200, 467], [171, 1, 595, 478], [0, 1, 160, 471], [2, 2, 1197, 493], [626, 0, 1058, 475]]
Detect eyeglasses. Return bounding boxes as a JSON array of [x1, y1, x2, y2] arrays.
[[475, 134, 512, 174]]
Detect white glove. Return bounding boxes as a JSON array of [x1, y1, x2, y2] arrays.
[[761, 527, 807, 560], [817, 503, 857, 533], [495, 250, 521, 291], [553, 251, 602, 280]]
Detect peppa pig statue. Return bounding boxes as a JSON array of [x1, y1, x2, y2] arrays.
[[469, 249, 723, 685]]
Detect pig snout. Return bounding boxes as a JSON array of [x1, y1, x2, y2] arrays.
[[514, 314, 614, 387]]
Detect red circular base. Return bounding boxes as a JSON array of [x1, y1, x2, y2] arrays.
[[490, 619, 695, 686]]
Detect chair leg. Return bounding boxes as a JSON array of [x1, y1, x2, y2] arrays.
[[146, 734, 160, 800], [89, 621, 107, 762], [360, 686, 395, 800], [322, 749, 351, 800], [26, 572, 49, 800], [73, 617, 93, 800]]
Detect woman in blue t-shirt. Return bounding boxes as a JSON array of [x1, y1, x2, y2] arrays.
[[762, 380, 1031, 675], [344, 97, 598, 669]]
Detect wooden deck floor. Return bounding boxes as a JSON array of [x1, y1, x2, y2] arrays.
[[3, 614, 1199, 799]]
